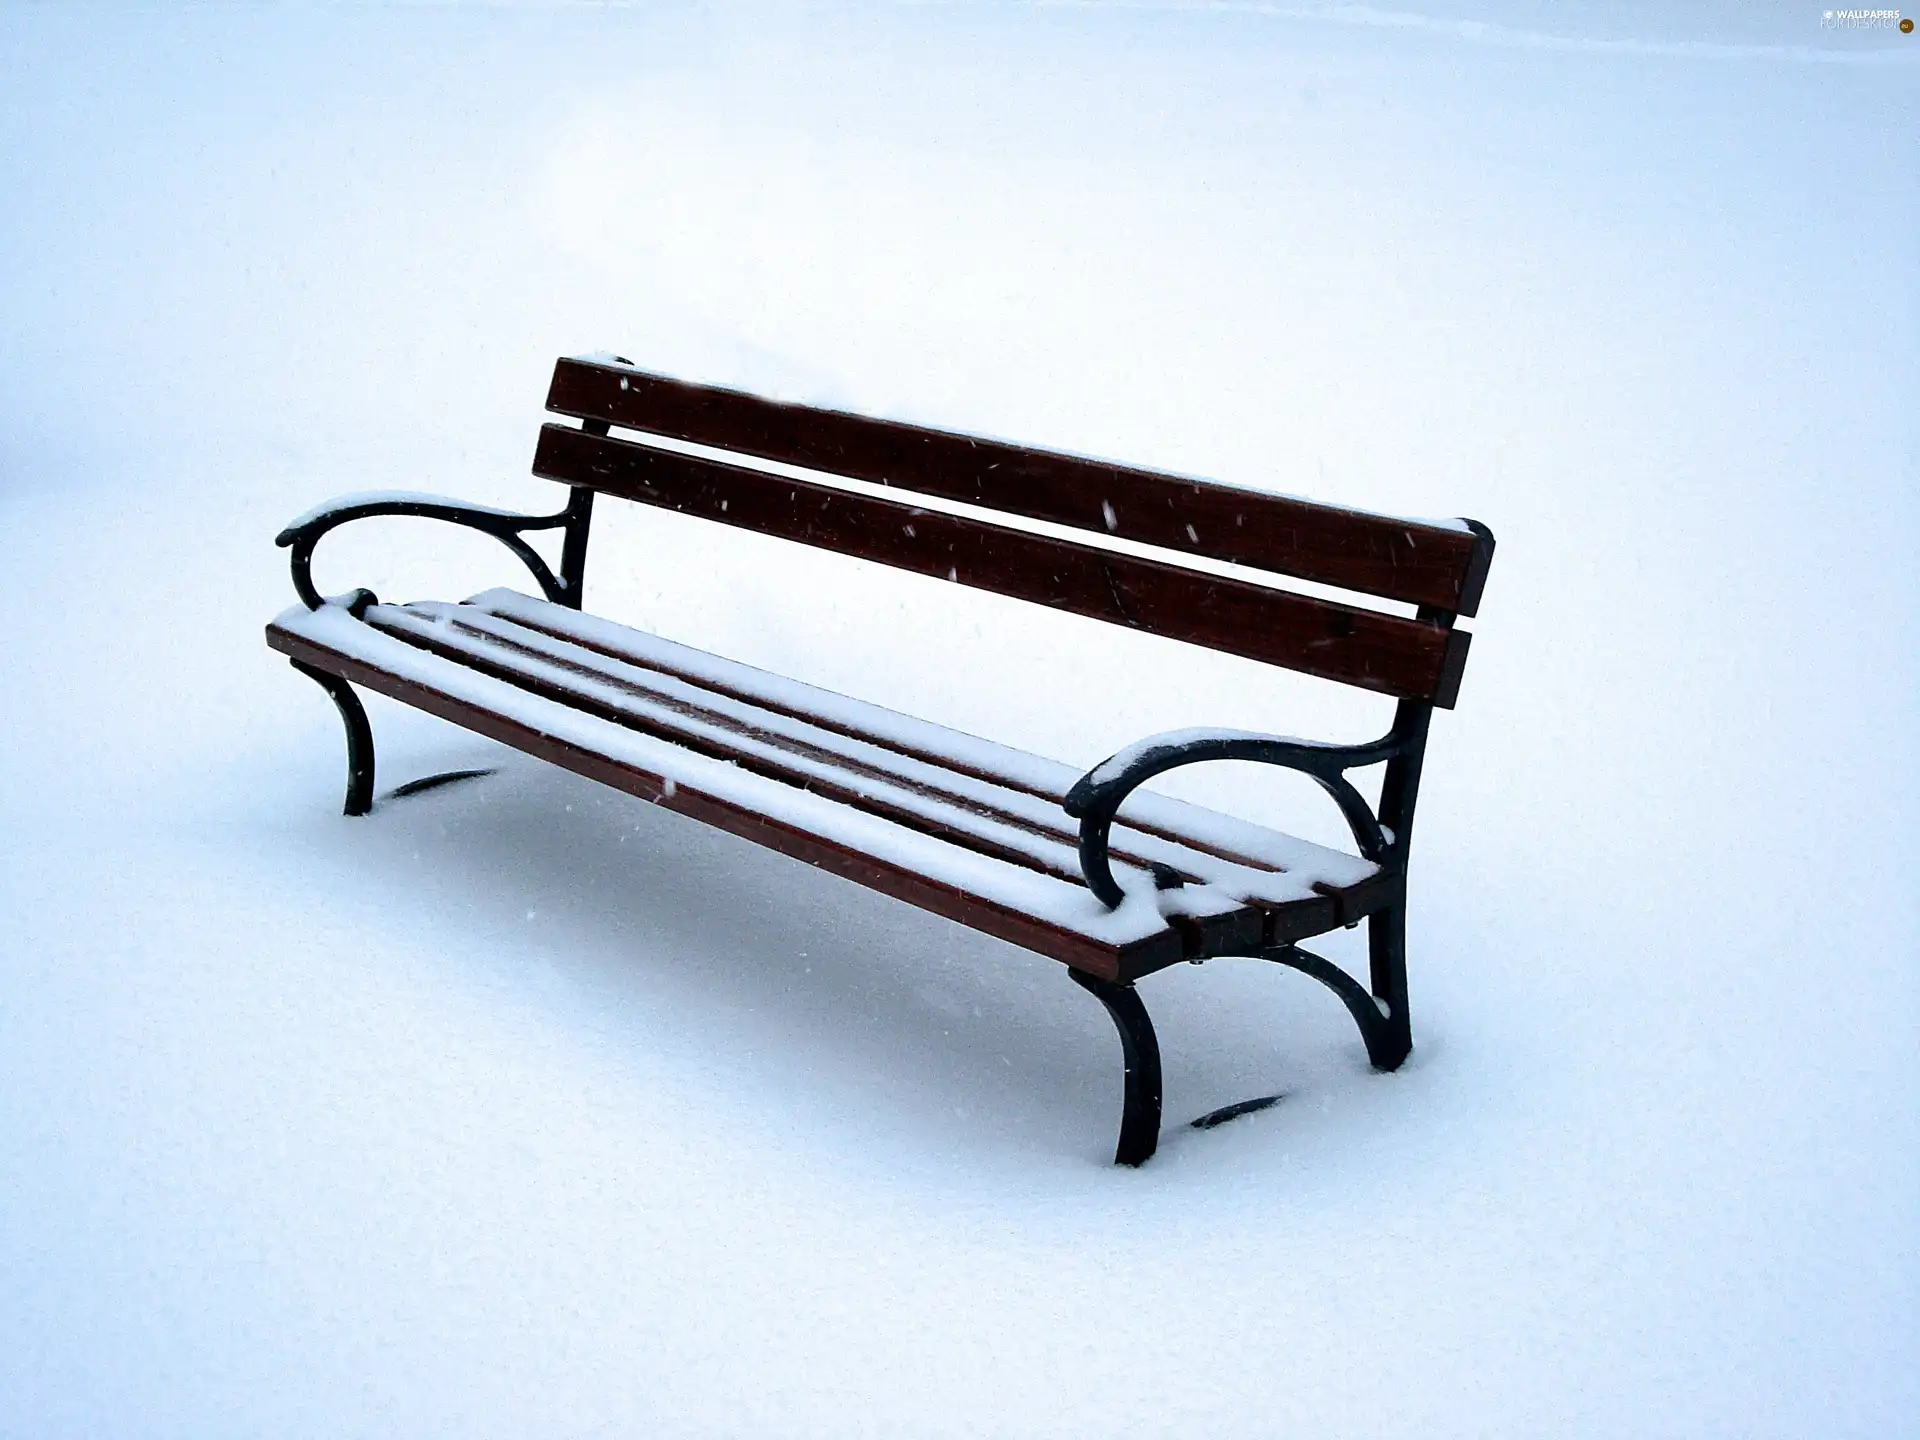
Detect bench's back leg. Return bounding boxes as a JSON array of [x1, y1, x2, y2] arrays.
[[557, 482, 596, 608], [1362, 696, 1427, 1071], [289, 659, 375, 816], [1068, 970, 1163, 1166], [1368, 903, 1413, 1069], [1262, 941, 1409, 1071]]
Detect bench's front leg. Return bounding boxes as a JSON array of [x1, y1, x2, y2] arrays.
[[289, 659, 374, 816], [1068, 970, 1163, 1166]]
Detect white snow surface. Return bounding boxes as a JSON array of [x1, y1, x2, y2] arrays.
[[2, 5, 1915, 1438]]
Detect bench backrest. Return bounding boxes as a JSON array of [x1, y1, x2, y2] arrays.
[[532, 357, 1494, 708]]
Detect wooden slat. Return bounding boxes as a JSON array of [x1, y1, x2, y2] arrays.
[[547, 357, 1494, 616], [533, 423, 1473, 707], [268, 621, 1181, 980]]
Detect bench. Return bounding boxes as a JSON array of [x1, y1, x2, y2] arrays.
[[266, 354, 1495, 1165]]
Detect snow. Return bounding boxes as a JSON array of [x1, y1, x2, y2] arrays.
[[2, 4, 1915, 1438], [279, 490, 556, 537], [1083, 725, 1364, 791], [461, 587, 1378, 890]]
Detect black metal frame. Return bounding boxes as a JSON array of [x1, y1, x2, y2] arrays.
[[276, 488, 592, 816], [1068, 971, 1164, 1166], [274, 486, 598, 615], [1070, 935, 1417, 1166], [288, 658, 376, 816], [1062, 722, 1421, 908], [275, 423, 609, 815], [1061, 637, 1452, 1163]]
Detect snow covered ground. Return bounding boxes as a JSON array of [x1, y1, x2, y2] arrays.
[[2, 3, 1914, 1435]]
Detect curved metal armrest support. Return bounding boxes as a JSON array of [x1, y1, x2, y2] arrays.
[[1062, 729, 1408, 908], [275, 492, 573, 611]]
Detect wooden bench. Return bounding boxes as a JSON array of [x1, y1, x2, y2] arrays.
[[266, 355, 1495, 1164]]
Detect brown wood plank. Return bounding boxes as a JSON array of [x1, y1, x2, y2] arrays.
[[268, 620, 1188, 981], [532, 423, 1472, 706], [546, 357, 1494, 616]]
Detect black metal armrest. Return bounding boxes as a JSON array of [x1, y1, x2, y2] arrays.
[[275, 491, 573, 611], [1062, 728, 1409, 908]]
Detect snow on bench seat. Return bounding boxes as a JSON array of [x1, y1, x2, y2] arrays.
[[267, 590, 1388, 981]]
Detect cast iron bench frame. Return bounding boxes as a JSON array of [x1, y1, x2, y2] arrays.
[[268, 355, 1495, 1165]]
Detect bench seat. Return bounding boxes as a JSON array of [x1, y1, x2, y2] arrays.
[[268, 587, 1393, 983]]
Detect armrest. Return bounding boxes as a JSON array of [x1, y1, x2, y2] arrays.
[[275, 490, 572, 611], [1062, 727, 1406, 908]]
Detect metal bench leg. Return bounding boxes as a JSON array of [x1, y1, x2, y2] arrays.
[[289, 659, 374, 816], [1264, 924, 1412, 1072], [1366, 903, 1414, 1069], [1069, 970, 1163, 1166]]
